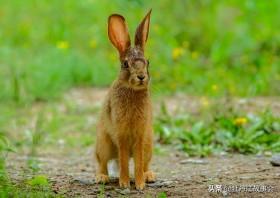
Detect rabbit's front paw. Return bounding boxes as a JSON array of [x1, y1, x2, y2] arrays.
[[145, 171, 156, 183], [95, 174, 109, 184], [135, 179, 145, 190], [119, 177, 130, 188]]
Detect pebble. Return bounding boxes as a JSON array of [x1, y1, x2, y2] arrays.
[[147, 180, 174, 188], [115, 188, 130, 195], [270, 154, 280, 166], [105, 186, 114, 190], [73, 178, 95, 185], [179, 159, 208, 164]]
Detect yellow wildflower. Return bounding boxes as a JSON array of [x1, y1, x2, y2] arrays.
[[229, 84, 236, 95], [201, 97, 209, 108], [234, 117, 248, 126], [89, 39, 97, 49], [211, 84, 218, 91], [191, 51, 199, 59], [56, 41, 69, 49], [109, 52, 117, 61], [172, 47, 184, 60]]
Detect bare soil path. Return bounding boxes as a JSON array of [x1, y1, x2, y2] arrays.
[[7, 151, 280, 197], [6, 88, 280, 197]]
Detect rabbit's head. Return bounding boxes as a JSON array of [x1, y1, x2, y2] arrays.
[[108, 10, 152, 90]]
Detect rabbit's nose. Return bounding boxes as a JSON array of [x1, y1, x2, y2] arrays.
[[137, 75, 145, 81]]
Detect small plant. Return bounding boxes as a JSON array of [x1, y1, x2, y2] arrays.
[[0, 132, 15, 197], [155, 103, 280, 157], [157, 192, 167, 198], [97, 184, 105, 198], [22, 111, 47, 173], [27, 175, 49, 187]]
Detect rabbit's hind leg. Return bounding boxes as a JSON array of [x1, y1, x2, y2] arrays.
[[143, 134, 156, 183], [95, 129, 116, 184]]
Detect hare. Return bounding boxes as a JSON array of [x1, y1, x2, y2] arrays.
[[95, 10, 155, 190]]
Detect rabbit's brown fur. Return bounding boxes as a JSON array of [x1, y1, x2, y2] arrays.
[[95, 10, 155, 190]]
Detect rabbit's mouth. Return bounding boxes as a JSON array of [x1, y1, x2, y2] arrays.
[[128, 80, 148, 90], [135, 80, 149, 89], [127, 76, 149, 90]]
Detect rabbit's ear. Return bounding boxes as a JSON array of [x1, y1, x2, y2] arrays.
[[134, 9, 152, 51], [108, 14, 131, 56]]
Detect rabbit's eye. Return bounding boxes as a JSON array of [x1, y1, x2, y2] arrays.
[[122, 61, 129, 69]]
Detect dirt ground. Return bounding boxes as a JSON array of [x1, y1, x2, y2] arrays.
[[7, 151, 280, 197], [6, 88, 280, 197]]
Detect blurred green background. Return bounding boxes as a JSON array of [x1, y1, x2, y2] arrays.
[[1, 1, 280, 196], [1, 0, 280, 103]]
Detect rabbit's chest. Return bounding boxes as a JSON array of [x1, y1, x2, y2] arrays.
[[111, 97, 149, 133], [108, 88, 151, 140], [115, 102, 147, 124]]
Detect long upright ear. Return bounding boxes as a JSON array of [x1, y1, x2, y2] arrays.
[[134, 9, 152, 51], [108, 14, 131, 56]]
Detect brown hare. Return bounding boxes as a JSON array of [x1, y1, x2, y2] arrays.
[[95, 10, 155, 190]]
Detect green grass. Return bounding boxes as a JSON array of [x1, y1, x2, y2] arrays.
[[155, 101, 280, 157], [0, 175, 62, 198], [1, 0, 280, 196], [157, 192, 167, 198], [0, 132, 59, 197], [0, 94, 279, 196], [0, 102, 97, 153], [0, 99, 98, 197], [0, 112, 63, 197], [1, 0, 280, 103]]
